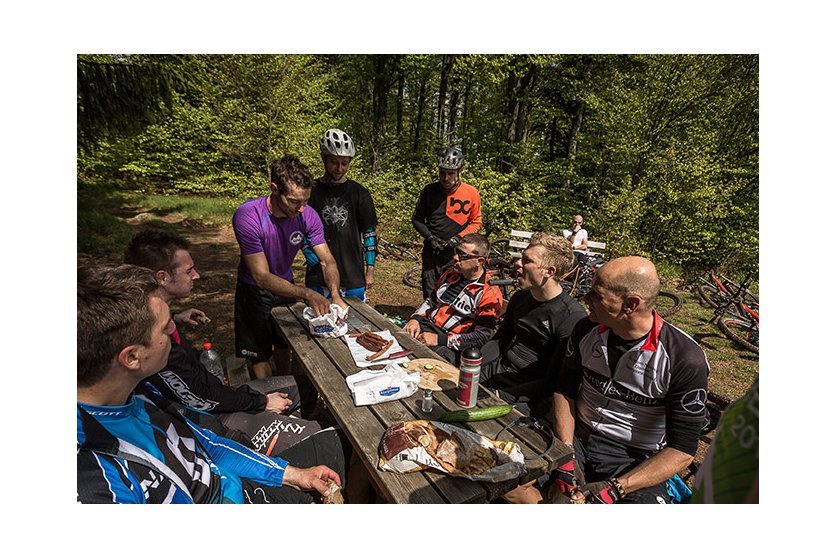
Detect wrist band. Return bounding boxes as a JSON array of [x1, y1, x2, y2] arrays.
[[608, 477, 626, 499]]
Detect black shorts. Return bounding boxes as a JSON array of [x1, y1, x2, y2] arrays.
[[234, 280, 292, 362], [572, 420, 671, 504]]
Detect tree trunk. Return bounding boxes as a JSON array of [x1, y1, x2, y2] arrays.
[[566, 101, 585, 160], [448, 81, 460, 141], [412, 75, 428, 153], [396, 69, 405, 148], [371, 55, 392, 172], [436, 54, 455, 141]]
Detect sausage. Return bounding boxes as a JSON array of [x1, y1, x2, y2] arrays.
[[366, 339, 394, 361]]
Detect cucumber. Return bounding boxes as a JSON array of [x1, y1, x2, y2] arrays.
[[438, 404, 515, 423]]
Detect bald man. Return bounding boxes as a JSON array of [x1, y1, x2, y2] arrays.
[[507, 256, 709, 504]]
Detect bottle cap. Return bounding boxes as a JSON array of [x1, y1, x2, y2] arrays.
[[203, 342, 212, 350], [461, 346, 482, 365]]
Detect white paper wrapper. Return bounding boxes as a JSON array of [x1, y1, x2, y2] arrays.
[[346, 362, 420, 406], [343, 330, 410, 368], [378, 420, 526, 483], [302, 304, 349, 338]]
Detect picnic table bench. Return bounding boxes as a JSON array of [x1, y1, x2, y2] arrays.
[[270, 297, 572, 504]]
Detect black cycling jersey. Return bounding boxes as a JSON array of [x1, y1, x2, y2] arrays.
[[555, 314, 709, 455], [146, 324, 267, 414], [306, 179, 377, 289]]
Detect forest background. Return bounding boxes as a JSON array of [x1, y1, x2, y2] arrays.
[[77, 53, 758, 277]]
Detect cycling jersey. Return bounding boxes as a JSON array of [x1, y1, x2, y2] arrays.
[[233, 197, 325, 285], [412, 181, 482, 299], [412, 268, 503, 350], [691, 377, 758, 503], [305, 179, 378, 289], [555, 313, 709, 454], [77, 387, 288, 504], [148, 322, 267, 413], [412, 181, 482, 242]]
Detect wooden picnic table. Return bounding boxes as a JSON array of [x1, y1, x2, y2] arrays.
[[271, 297, 572, 503]]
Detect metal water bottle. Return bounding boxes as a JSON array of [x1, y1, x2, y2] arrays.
[[456, 347, 482, 408]]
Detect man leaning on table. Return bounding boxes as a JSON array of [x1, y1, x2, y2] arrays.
[[232, 154, 349, 379]]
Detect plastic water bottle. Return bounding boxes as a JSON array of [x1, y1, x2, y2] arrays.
[[456, 347, 483, 408], [200, 342, 226, 384]]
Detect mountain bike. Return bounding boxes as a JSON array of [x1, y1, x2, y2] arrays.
[[706, 270, 759, 354], [377, 237, 418, 261]]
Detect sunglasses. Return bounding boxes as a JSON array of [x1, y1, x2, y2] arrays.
[[454, 248, 481, 261], [572, 221, 583, 225]]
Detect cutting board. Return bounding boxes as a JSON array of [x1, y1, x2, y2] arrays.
[[400, 358, 460, 391]]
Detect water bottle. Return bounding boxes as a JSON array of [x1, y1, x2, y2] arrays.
[[200, 342, 226, 384], [456, 347, 482, 408]]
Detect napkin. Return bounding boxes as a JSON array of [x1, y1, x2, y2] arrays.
[[344, 330, 410, 368], [346, 363, 420, 406]]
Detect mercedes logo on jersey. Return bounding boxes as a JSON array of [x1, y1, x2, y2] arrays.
[[290, 231, 304, 245], [681, 388, 707, 414]]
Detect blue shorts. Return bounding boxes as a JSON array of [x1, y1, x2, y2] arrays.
[[307, 285, 366, 302]]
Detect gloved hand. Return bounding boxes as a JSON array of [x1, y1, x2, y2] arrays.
[[447, 235, 462, 248], [581, 479, 623, 504], [552, 457, 584, 496], [428, 235, 447, 251]]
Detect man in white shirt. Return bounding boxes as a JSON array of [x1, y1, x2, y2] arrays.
[[562, 215, 588, 251]]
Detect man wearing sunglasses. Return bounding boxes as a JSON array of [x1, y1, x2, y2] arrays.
[[562, 215, 589, 252], [402, 233, 503, 363]]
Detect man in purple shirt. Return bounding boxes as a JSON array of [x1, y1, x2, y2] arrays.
[[234, 154, 349, 379]]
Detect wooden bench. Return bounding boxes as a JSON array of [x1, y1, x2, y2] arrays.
[[508, 229, 606, 259]]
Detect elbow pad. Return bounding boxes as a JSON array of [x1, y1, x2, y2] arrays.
[[363, 229, 377, 266]]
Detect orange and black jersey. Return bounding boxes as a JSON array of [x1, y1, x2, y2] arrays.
[[412, 181, 482, 241], [412, 268, 503, 350]]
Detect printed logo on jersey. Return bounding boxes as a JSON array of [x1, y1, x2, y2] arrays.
[[290, 231, 304, 245], [681, 388, 707, 414], [452, 294, 475, 314], [321, 201, 349, 228], [591, 343, 605, 359], [449, 197, 472, 215], [565, 337, 575, 357], [159, 371, 218, 411]]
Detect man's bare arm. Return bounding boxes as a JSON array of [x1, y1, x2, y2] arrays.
[[242, 252, 330, 314], [616, 447, 693, 495], [311, 243, 348, 310], [552, 392, 577, 446]]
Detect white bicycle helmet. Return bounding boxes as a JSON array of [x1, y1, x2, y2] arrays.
[[320, 128, 356, 157], [438, 146, 464, 170]]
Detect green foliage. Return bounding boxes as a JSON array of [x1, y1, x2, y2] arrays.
[[78, 54, 758, 279]]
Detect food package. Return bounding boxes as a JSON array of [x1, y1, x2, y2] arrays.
[[346, 363, 420, 406], [302, 304, 349, 338], [378, 420, 526, 483], [344, 330, 409, 367], [322, 480, 344, 504]]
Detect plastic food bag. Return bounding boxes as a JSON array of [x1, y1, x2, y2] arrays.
[[346, 363, 420, 406], [302, 304, 349, 338], [378, 420, 526, 482]]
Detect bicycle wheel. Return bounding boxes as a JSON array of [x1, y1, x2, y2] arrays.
[[717, 316, 759, 355], [656, 291, 683, 318], [720, 277, 759, 306], [402, 264, 422, 289]]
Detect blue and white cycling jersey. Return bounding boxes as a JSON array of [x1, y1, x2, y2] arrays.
[[77, 386, 288, 504]]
